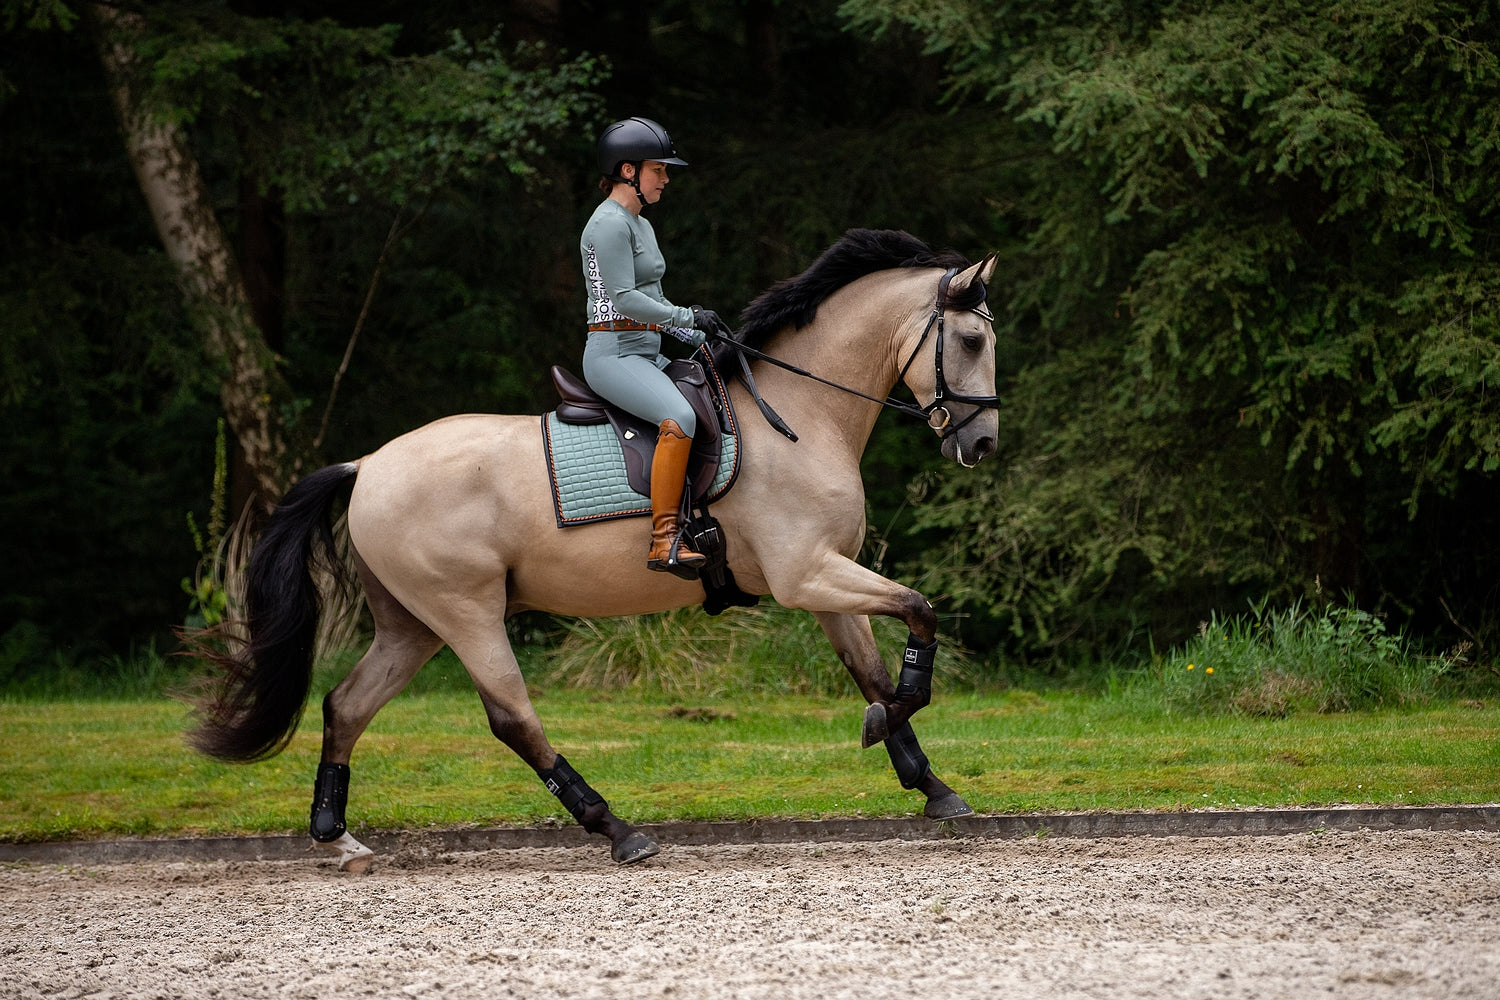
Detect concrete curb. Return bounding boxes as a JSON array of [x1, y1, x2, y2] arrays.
[[2, 805, 1495, 866]]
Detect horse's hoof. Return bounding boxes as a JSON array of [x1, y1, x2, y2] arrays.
[[611, 832, 661, 865], [341, 852, 375, 874], [314, 831, 376, 873], [924, 792, 975, 821], [861, 702, 889, 748]]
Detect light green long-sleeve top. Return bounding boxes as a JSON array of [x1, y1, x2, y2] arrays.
[[580, 199, 697, 340]]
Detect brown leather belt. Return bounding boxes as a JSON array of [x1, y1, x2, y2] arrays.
[[588, 321, 664, 332]]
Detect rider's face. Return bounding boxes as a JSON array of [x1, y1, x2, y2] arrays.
[[634, 160, 671, 203]]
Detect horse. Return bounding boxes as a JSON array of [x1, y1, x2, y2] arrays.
[[190, 228, 1000, 871]]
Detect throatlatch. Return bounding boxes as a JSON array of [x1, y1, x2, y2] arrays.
[[310, 762, 350, 842], [537, 754, 607, 830], [896, 632, 936, 711]]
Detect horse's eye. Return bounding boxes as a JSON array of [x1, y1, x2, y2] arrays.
[[961, 334, 983, 353]]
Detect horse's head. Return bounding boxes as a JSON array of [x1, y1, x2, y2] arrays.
[[899, 255, 1000, 468]]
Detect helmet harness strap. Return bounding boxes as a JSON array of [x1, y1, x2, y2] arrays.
[[612, 160, 649, 208]]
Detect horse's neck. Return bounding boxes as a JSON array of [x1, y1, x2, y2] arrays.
[[747, 274, 922, 456]]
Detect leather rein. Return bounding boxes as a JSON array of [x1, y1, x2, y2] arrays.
[[710, 267, 999, 443]]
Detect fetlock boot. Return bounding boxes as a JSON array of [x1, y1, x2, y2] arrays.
[[647, 419, 707, 578]]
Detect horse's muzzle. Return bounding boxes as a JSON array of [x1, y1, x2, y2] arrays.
[[947, 434, 996, 468], [936, 409, 998, 467]]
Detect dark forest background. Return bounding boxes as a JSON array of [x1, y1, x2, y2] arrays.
[[2, 0, 1496, 677]]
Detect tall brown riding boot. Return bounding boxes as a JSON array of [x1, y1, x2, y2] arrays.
[[647, 419, 707, 578]]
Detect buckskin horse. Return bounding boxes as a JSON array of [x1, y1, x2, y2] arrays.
[[190, 228, 1000, 870]]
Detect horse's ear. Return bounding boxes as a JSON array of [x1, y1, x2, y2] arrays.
[[950, 253, 998, 295], [948, 254, 996, 301]]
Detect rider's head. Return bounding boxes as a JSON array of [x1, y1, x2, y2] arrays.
[[596, 117, 688, 205]]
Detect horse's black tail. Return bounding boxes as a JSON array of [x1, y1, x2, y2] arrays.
[[187, 462, 359, 763]]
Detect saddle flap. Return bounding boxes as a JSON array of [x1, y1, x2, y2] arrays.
[[663, 359, 723, 453]]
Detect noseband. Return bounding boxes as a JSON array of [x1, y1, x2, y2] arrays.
[[714, 267, 1000, 442]]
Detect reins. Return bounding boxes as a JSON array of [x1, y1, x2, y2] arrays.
[[710, 267, 999, 442]]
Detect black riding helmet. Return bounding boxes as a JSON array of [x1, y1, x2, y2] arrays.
[[597, 117, 689, 178], [597, 117, 688, 206]]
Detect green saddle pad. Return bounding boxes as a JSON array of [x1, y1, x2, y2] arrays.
[[542, 413, 738, 527]]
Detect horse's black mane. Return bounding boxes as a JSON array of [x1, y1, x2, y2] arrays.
[[734, 228, 982, 350]]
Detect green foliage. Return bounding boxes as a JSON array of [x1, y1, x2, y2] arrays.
[[5, 0, 1498, 681], [1133, 597, 1451, 716], [0, 229, 218, 652], [0, 621, 187, 699], [1372, 266, 1500, 501], [844, 0, 1500, 659], [0, 0, 74, 32], [120, 10, 606, 210]]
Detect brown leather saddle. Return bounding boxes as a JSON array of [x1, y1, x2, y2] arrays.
[[550, 358, 735, 502]]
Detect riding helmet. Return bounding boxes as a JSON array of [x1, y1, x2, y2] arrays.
[[596, 117, 689, 180]]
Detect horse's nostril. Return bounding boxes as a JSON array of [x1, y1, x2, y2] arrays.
[[972, 436, 996, 461]]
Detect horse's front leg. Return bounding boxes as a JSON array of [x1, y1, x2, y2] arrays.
[[773, 553, 939, 744], [814, 611, 974, 820]]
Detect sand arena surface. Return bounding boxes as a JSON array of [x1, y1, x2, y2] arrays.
[[3, 828, 1497, 999]]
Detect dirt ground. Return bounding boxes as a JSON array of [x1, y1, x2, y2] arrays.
[[2, 828, 1497, 1000]]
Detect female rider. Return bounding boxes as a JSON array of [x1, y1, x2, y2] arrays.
[[581, 116, 730, 576]]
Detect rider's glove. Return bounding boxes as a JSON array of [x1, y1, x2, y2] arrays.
[[686, 328, 708, 349], [691, 306, 732, 339]]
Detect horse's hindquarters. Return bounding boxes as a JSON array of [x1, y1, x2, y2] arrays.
[[348, 414, 545, 626]]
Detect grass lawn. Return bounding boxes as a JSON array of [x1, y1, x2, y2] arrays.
[[1, 687, 1496, 843]]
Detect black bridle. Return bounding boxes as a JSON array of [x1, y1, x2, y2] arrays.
[[711, 267, 1000, 442], [895, 267, 1001, 438]]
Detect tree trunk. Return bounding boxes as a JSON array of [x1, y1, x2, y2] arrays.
[[93, 4, 304, 506]]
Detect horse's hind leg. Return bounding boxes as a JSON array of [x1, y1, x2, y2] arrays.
[[445, 617, 660, 865], [312, 553, 444, 872], [815, 611, 974, 820]]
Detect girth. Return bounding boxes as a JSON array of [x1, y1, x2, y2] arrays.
[[550, 357, 733, 503]]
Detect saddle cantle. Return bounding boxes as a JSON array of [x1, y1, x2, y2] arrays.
[[549, 358, 732, 503]]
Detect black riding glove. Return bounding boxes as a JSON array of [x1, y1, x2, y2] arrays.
[[691, 306, 732, 339]]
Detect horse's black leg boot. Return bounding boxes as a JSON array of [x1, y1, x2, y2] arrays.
[[863, 633, 937, 747], [310, 762, 350, 842], [895, 632, 936, 713], [537, 754, 660, 865], [884, 724, 975, 820], [538, 753, 606, 828], [884, 723, 930, 790]]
